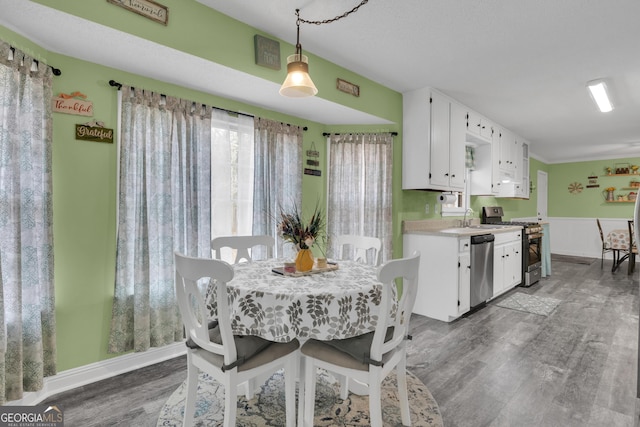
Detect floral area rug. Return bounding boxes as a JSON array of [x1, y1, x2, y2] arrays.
[[157, 369, 443, 426], [495, 292, 561, 316]]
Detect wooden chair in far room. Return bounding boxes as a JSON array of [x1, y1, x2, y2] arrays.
[[627, 220, 638, 275], [301, 251, 421, 427], [211, 235, 274, 264], [333, 234, 382, 266], [597, 219, 613, 269], [174, 252, 299, 427]]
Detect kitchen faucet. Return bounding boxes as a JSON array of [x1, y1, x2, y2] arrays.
[[462, 208, 474, 227]]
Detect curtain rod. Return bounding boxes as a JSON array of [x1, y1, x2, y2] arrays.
[[108, 79, 307, 131], [9, 47, 61, 76], [323, 132, 397, 136]]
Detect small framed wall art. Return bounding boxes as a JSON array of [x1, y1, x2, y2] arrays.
[[254, 35, 281, 70]]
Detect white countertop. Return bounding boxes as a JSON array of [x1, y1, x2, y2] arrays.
[[402, 219, 523, 237]]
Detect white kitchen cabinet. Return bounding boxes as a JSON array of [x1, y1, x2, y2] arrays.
[[403, 233, 470, 322], [498, 136, 530, 199], [466, 110, 493, 143], [498, 129, 515, 173], [402, 87, 465, 191], [492, 231, 522, 297], [458, 252, 471, 314]]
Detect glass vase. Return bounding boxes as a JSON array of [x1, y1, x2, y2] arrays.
[[295, 249, 314, 272]]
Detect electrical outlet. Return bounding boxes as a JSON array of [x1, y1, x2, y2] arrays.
[[425, 203, 429, 214]]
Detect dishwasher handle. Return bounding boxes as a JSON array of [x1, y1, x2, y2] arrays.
[[471, 234, 495, 245]]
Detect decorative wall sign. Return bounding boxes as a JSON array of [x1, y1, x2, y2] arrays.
[[107, 0, 168, 25], [304, 141, 321, 176], [254, 35, 281, 70], [337, 78, 360, 97], [586, 174, 599, 188], [76, 120, 114, 144], [306, 141, 319, 158], [52, 92, 93, 116]]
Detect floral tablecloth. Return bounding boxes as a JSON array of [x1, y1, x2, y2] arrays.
[[205, 259, 397, 343]]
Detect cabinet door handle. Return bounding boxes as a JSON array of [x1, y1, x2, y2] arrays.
[[444, 173, 449, 176], [451, 174, 456, 178]]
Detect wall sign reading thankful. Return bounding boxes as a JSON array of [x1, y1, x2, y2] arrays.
[[107, 0, 168, 25], [52, 92, 93, 117]]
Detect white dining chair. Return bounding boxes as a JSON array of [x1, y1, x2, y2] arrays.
[[174, 252, 299, 427], [333, 234, 382, 266], [301, 251, 421, 427], [211, 235, 275, 264]]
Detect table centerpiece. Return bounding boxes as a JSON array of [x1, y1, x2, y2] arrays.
[[278, 202, 326, 272]]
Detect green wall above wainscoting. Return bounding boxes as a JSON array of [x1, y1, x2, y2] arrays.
[[548, 157, 640, 218]]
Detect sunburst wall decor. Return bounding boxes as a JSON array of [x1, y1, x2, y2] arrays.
[[568, 182, 583, 194]]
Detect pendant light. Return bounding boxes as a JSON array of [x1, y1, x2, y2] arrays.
[[279, 9, 317, 98], [279, 1, 369, 98]]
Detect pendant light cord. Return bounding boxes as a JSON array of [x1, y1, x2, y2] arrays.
[[298, 0, 369, 26]]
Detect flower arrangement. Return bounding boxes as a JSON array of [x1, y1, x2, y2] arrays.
[[605, 187, 615, 192], [278, 202, 325, 250]]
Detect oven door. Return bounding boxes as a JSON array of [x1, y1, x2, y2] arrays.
[[527, 233, 543, 268]]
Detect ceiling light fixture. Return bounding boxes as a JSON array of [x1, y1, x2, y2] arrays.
[[586, 79, 614, 113], [279, 1, 369, 98]]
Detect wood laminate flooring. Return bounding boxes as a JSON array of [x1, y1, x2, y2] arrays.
[[44, 257, 640, 426]]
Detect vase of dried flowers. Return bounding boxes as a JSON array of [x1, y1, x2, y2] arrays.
[[278, 202, 325, 272]]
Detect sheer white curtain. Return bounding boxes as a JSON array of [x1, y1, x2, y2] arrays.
[[109, 86, 212, 353], [252, 118, 303, 259], [0, 41, 55, 403], [210, 110, 255, 262], [327, 133, 393, 263]]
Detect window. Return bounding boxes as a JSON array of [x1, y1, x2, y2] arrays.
[[210, 110, 255, 263]]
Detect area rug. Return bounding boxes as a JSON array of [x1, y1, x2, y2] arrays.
[[551, 254, 597, 265], [495, 292, 561, 316], [157, 369, 443, 426]]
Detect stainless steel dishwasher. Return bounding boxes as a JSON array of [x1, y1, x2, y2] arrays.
[[470, 234, 494, 309]]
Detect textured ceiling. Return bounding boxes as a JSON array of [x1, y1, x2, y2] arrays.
[[197, 0, 640, 163]]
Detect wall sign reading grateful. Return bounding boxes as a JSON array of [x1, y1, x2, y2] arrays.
[[76, 120, 114, 144], [52, 91, 93, 117]]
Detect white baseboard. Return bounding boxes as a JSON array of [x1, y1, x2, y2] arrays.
[[5, 342, 186, 406]]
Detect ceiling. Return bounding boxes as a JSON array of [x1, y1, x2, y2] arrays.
[[2, 1, 640, 163]]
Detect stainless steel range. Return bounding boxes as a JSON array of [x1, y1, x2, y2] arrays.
[[481, 206, 543, 287]]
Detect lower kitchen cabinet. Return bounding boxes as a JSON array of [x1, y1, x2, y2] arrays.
[[493, 231, 522, 297], [404, 233, 471, 322]]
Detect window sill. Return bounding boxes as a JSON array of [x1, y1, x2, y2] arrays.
[[441, 207, 466, 217]]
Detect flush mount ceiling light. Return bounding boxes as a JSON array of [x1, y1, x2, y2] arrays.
[[279, 1, 369, 98], [586, 79, 614, 113]]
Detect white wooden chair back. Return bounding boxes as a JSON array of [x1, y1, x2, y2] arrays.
[[211, 235, 275, 264], [370, 251, 421, 362], [174, 252, 237, 365], [334, 234, 382, 266]]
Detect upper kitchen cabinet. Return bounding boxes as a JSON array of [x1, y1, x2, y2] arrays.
[[402, 87, 465, 191], [465, 110, 493, 144], [498, 135, 530, 198]]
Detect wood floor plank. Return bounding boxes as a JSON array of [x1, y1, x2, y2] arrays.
[[42, 256, 640, 426]]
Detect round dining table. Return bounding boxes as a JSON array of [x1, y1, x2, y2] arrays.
[[204, 259, 397, 343]]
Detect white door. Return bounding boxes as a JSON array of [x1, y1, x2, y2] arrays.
[[537, 170, 548, 221]]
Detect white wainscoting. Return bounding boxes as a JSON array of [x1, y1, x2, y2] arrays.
[[5, 342, 186, 406], [547, 217, 630, 258]]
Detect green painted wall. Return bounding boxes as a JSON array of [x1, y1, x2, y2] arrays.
[[548, 157, 640, 218], [4, 1, 636, 375], [0, 2, 402, 372]]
